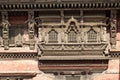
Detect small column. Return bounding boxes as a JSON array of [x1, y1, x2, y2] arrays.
[[38, 28, 42, 42], [101, 18, 107, 42], [80, 10, 84, 43], [110, 10, 117, 49], [61, 10, 64, 24], [80, 10, 84, 23], [60, 10, 65, 43], [1, 11, 10, 50], [27, 11, 35, 50]]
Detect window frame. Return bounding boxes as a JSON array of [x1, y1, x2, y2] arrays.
[[68, 29, 77, 43], [48, 29, 58, 43], [87, 28, 98, 43]]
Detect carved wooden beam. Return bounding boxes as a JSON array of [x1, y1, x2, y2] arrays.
[[0, 73, 36, 77]]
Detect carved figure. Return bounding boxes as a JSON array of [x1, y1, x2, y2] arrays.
[[110, 19, 117, 48], [2, 20, 10, 50], [27, 20, 36, 50]]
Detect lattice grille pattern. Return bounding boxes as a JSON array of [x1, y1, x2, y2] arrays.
[[48, 29, 58, 43], [87, 29, 97, 42], [68, 29, 77, 43], [0, 53, 37, 59]]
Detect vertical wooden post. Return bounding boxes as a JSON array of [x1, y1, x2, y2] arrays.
[[110, 10, 117, 49], [28, 11, 35, 50], [1, 11, 10, 50]]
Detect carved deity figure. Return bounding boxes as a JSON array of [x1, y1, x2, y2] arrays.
[[2, 20, 10, 50], [27, 20, 36, 50], [110, 19, 117, 48], [28, 20, 35, 39]]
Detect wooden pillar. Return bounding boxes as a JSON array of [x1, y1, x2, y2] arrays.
[[110, 10, 117, 49], [80, 10, 84, 43], [61, 10, 64, 24], [1, 11, 10, 50], [60, 10, 65, 43], [28, 11, 35, 50]]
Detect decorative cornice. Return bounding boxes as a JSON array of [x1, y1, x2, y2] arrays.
[[39, 43, 108, 51], [38, 43, 108, 60], [0, 0, 119, 3], [0, 2, 120, 10]]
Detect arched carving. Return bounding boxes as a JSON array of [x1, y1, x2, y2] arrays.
[[48, 29, 58, 43], [65, 17, 79, 43], [87, 27, 97, 42], [68, 29, 77, 43], [66, 16, 79, 31]]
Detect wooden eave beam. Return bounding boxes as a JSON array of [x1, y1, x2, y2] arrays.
[[39, 65, 108, 71], [39, 56, 109, 60], [0, 2, 120, 10], [0, 73, 36, 77]]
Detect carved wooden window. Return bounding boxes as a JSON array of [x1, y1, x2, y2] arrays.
[[68, 29, 77, 43], [87, 28, 97, 42], [0, 27, 2, 46], [48, 29, 58, 43]]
